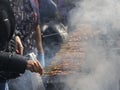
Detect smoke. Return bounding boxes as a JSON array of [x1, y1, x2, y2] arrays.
[[68, 0, 120, 32], [64, 0, 120, 90]]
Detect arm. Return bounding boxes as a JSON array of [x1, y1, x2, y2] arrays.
[[0, 51, 43, 75], [36, 25, 44, 53], [32, 0, 45, 67], [36, 24, 45, 67], [15, 35, 24, 55], [0, 51, 27, 73]]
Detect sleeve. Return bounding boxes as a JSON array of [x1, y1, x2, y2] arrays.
[[0, 51, 27, 73]]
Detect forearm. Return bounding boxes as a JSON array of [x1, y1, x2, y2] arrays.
[[15, 35, 24, 55], [36, 24, 44, 53], [0, 51, 27, 73], [36, 25, 45, 67]]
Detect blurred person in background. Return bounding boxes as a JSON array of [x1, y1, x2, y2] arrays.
[[9, 0, 45, 67], [8, 0, 45, 90]]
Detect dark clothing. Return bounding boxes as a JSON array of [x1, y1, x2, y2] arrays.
[[0, 0, 16, 52], [0, 51, 27, 73], [0, 82, 8, 90], [0, 0, 27, 81], [0, 0, 15, 42]]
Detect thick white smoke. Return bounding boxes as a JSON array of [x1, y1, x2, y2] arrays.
[[64, 0, 120, 90]]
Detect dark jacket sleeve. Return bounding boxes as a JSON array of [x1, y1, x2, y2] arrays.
[[0, 51, 27, 73]]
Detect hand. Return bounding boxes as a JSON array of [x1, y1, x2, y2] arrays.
[[26, 60, 43, 75], [15, 36, 24, 55]]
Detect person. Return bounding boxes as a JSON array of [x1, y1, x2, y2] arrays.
[[8, 0, 45, 90], [9, 0, 45, 67], [0, 0, 43, 90]]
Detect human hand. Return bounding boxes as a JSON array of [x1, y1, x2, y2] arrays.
[[26, 60, 43, 75], [15, 36, 24, 55]]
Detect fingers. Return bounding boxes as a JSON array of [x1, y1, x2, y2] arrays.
[[35, 60, 43, 75], [26, 60, 34, 72], [26, 60, 43, 75]]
